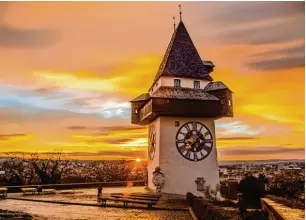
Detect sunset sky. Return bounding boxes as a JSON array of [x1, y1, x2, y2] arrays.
[[0, 2, 304, 161]]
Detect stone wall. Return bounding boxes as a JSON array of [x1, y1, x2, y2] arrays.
[[186, 192, 236, 220], [261, 198, 304, 220]]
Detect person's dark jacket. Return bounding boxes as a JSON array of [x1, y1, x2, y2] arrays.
[[237, 175, 265, 208]]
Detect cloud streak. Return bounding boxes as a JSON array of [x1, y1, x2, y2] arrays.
[[247, 55, 305, 71], [219, 146, 304, 156], [0, 25, 59, 48], [0, 134, 32, 142]]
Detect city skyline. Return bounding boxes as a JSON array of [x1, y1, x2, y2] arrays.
[[0, 2, 304, 161]]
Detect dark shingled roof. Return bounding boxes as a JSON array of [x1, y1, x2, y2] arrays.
[[204, 81, 232, 92], [151, 87, 219, 101], [130, 93, 150, 102], [150, 21, 213, 90]]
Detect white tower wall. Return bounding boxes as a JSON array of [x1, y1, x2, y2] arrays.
[[147, 116, 220, 196]]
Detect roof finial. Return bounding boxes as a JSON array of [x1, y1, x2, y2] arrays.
[[173, 16, 176, 32], [179, 4, 182, 21]]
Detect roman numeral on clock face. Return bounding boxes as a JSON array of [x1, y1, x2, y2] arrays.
[[176, 139, 185, 144], [184, 124, 191, 132], [202, 144, 211, 152], [194, 153, 198, 161], [185, 151, 191, 159], [178, 145, 185, 153], [192, 122, 197, 130]]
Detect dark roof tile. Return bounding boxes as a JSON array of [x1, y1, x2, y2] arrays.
[[130, 93, 150, 102], [204, 81, 232, 92], [151, 87, 219, 101]]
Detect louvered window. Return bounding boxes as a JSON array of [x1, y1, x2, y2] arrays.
[[174, 79, 181, 87], [194, 80, 200, 89]]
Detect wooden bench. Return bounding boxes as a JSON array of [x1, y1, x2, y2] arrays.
[[58, 190, 75, 194], [41, 189, 56, 195], [21, 188, 37, 195], [99, 197, 157, 209], [0, 187, 8, 198], [112, 192, 161, 198], [111, 194, 160, 201], [130, 193, 161, 198]]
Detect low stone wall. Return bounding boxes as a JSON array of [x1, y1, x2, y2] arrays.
[[0, 209, 32, 219], [4, 180, 145, 193], [261, 198, 285, 220], [261, 198, 304, 220], [186, 192, 232, 220]]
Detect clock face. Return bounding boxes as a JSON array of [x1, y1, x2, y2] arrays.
[[175, 121, 213, 162], [148, 125, 156, 160]]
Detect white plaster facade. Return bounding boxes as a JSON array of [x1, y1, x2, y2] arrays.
[[147, 116, 220, 196], [150, 76, 210, 95]]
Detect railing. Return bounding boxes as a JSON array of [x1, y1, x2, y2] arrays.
[[3, 180, 145, 193], [139, 99, 153, 121]]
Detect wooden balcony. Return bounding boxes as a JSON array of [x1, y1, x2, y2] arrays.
[[135, 98, 225, 125], [139, 99, 153, 122], [131, 89, 233, 125]]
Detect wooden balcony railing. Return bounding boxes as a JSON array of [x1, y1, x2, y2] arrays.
[[139, 99, 153, 121]]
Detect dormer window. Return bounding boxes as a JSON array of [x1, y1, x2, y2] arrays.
[[174, 79, 181, 87], [194, 80, 200, 89]]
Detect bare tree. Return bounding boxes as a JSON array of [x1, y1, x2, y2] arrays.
[[210, 183, 220, 201], [1, 153, 38, 185], [204, 185, 212, 200], [29, 151, 71, 184]]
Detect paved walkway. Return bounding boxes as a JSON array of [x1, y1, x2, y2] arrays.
[[262, 198, 305, 220], [2, 187, 192, 219], [8, 187, 188, 210], [1, 199, 192, 220]]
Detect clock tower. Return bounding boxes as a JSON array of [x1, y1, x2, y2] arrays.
[[130, 19, 233, 196]]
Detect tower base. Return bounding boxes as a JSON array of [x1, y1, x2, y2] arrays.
[[147, 116, 220, 196]]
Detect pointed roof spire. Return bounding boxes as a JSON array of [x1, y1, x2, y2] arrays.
[[149, 21, 213, 91], [179, 4, 182, 21], [173, 16, 176, 32]]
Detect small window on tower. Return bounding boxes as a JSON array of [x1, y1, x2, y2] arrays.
[[228, 99, 232, 106], [174, 79, 181, 87], [194, 80, 200, 89]]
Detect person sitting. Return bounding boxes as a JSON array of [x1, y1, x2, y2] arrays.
[[37, 186, 43, 194], [237, 173, 265, 209]]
